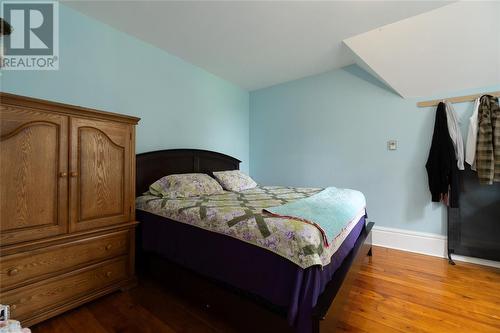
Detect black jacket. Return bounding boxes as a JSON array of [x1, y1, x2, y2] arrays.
[[425, 102, 460, 208]]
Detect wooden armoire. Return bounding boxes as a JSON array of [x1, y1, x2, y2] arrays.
[[0, 93, 140, 326]]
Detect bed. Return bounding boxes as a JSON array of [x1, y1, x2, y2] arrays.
[[135, 149, 374, 333]]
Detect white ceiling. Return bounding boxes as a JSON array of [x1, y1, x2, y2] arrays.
[[344, 1, 500, 98], [64, 1, 451, 91]]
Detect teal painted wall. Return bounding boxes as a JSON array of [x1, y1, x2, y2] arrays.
[[2, 3, 497, 235], [250, 65, 500, 235], [0, 4, 250, 172]]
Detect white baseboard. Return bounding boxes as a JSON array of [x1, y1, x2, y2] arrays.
[[371, 225, 500, 269], [450, 254, 500, 268]]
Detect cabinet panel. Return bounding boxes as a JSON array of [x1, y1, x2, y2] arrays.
[[0, 230, 129, 290], [70, 118, 132, 231], [79, 127, 125, 220], [1, 257, 128, 321], [0, 105, 68, 245]]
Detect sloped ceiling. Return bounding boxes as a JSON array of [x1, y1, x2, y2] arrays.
[[64, 1, 450, 91], [344, 1, 500, 98]]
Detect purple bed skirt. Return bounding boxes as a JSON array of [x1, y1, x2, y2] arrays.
[[138, 210, 366, 333]]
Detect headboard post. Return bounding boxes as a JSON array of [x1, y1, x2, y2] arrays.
[[194, 155, 200, 172], [136, 149, 241, 195]]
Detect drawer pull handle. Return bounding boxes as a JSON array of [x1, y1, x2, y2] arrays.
[[70, 171, 79, 177], [105, 244, 113, 251], [59, 172, 68, 177], [106, 271, 112, 278], [7, 268, 19, 276]]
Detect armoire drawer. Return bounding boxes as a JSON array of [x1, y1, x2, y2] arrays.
[[0, 257, 128, 321], [0, 230, 129, 290]]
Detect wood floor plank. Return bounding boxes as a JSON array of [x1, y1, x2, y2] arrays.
[[87, 291, 177, 333], [347, 287, 498, 333], [357, 265, 500, 309], [369, 256, 500, 300], [31, 315, 73, 333], [351, 274, 500, 328], [338, 310, 408, 333], [335, 319, 370, 333], [128, 280, 223, 333], [30, 246, 500, 333], [61, 308, 110, 333]]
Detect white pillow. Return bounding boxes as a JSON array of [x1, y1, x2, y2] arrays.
[[213, 170, 257, 192], [149, 173, 224, 198]]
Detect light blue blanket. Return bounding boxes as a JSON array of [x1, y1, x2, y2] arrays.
[[264, 187, 366, 247]]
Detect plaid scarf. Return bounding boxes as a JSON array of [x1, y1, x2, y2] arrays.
[[476, 95, 500, 184]]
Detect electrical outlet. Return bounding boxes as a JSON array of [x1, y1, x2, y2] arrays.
[[387, 140, 397, 151]]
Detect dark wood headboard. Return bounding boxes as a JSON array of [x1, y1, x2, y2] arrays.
[[136, 149, 241, 195]]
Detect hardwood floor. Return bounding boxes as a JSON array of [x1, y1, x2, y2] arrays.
[[30, 246, 500, 333]]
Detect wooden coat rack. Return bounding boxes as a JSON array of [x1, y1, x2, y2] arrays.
[[417, 91, 500, 107]]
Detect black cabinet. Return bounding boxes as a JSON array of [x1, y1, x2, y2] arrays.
[[448, 165, 500, 262]]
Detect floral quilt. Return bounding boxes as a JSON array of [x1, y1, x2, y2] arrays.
[[136, 186, 365, 268]]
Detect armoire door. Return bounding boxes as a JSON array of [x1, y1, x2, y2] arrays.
[[0, 105, 68, 245], [69, 117, 132, 232]]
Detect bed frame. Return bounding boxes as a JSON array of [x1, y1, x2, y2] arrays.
[[135, 149, 374, 332]]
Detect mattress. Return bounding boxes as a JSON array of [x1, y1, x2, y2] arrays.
[[137, 185, 367, 333], [136, 185, 366, 268]]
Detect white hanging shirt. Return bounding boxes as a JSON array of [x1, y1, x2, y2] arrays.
[[465, 97, 480, 171], [444, 101, 465, 170]]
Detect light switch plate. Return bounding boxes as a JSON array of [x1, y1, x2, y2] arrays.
[[387, 140, 397, 150]]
